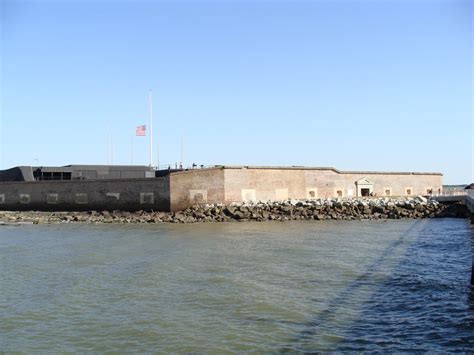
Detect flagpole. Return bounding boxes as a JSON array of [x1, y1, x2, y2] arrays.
[[157, 142, 160, 169], [148, 90, 153, 167]]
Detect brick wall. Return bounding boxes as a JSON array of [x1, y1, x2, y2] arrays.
[[169, 168, 225, 211], [222, 167, 442, 202], [224, 168, 308, 202]]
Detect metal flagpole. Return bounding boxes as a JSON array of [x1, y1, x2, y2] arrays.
[[149, 90, 153, 167], [108, 122, 113, 165], [157, 142, 160, 169]]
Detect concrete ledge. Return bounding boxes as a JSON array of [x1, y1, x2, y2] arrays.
[[210, 165, 443, 176], [167, 165, 442, 176], [432, 196, 466, 203]]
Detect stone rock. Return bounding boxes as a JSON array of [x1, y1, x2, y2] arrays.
[[0, 197, 464, 225], [416, 196, 428, 203]]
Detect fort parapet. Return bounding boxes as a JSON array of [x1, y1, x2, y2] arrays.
[[0, 164, 443, 212]]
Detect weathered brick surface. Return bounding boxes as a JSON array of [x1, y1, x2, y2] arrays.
[[168, 167, 442, 210], [169, 168, 225, 211]]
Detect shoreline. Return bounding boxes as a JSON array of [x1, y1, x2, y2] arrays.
[[0, 197, 469, 225]]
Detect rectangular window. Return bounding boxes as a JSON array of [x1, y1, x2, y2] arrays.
[[106, 192, 120, 200], [306, 188, 318, 199], [190, 190, 207, 204], [75, 193, 88, 204], [19, 194, 30, 204], [241, 189, 256, 202], [140, 192, 154, 204], [275, 188, 288, 200], [42, 172, 53, 180], [47, 193, 59, 204]]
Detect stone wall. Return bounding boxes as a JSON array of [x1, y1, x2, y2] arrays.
[[0, 176, 170, 211]]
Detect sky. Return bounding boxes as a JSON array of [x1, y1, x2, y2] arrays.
[[0, 0, 472, 184]]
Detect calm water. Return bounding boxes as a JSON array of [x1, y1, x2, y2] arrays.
[[1, 219, 473, 352]]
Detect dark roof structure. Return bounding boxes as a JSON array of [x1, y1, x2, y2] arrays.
[[0, 165, 156, 182]]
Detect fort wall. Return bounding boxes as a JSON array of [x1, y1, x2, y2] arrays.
[[0, 177, 170, 211], [0, 165, 443, 212], [224, 168, 308, 202], [221, 167, 442, 203], [170, 168, 225, 211], [340, 172, 443, 198]]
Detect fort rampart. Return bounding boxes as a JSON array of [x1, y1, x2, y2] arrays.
[[0, 165, 443, 212], [0, 176, 170, 211], [169, 166, 443, 211]]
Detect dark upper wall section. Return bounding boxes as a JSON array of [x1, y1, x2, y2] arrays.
[[0, 166, 34, 182], [0, 176, 170, 212], [0, 165, 156, 182]]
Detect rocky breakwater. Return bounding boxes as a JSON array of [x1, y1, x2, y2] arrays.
[[175, 196, 466, 222], [0, 197, 469, 225]]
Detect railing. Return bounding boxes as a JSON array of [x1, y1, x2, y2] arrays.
[[155, 164, 220, 171], [430, 191, 468, 197]]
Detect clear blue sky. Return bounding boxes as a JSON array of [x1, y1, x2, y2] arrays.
[[1, 0, 472, 184]]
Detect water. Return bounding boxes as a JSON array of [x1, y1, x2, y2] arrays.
[[1, 219, 473, 352]]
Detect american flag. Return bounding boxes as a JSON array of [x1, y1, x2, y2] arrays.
[[136, 125, 146, 136]]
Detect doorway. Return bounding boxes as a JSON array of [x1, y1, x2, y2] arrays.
[[355, 177, 374, 197]]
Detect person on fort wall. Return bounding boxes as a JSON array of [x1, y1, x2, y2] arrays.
[[33, 167, 42, 181]]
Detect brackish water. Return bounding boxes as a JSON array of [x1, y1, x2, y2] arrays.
[[1, 219, 473, 352]]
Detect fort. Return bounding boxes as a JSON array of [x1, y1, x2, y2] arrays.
[[0, 164, 443, 212]]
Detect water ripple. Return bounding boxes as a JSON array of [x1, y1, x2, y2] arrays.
[[0, 219, 473, 352]]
